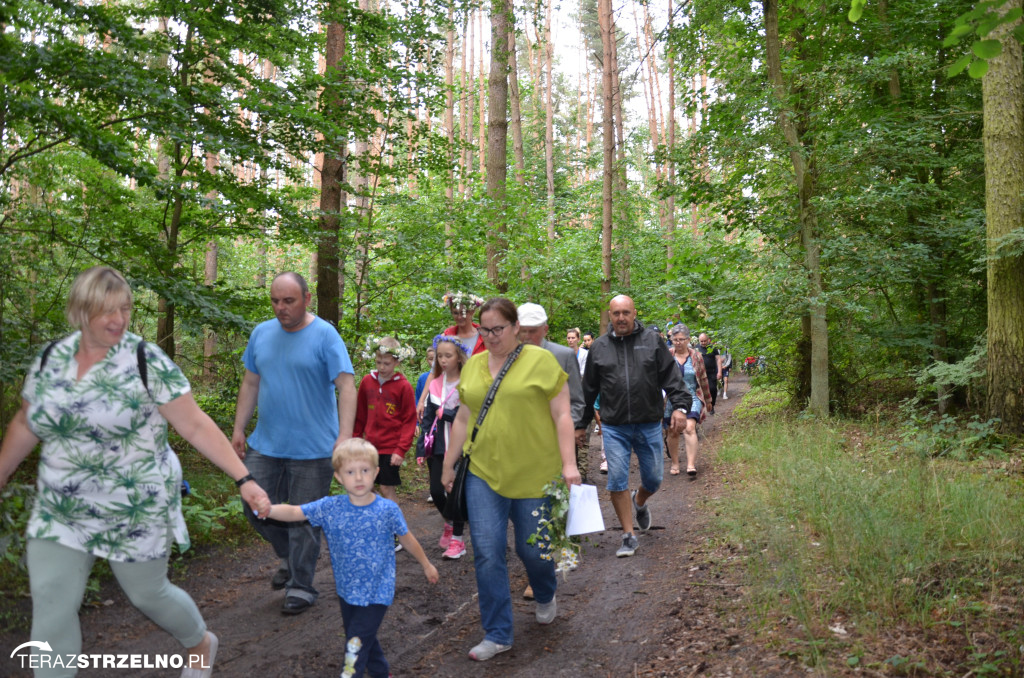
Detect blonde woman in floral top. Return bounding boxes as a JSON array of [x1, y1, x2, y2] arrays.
[[0, 267, 271, 678]]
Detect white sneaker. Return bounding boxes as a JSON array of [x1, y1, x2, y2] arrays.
[[469, 639, 512, 661], [723, 393, 729, 400], [181, 632, 217, 678], [536, 596, 557, 624]]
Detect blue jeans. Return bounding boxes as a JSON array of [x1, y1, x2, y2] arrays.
[[244, 450, 334, 603], [338, 598, 390, 678], [466, 471, 556, 646], [602, 422, 664, 494]]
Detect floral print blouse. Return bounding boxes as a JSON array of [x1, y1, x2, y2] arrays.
[[21, 332, 191, 562]]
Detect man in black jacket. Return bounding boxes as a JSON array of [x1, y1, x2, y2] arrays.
[[580, 295, 692, 558]]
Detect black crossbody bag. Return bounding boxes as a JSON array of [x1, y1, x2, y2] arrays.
[[442, 344, 523, 523]]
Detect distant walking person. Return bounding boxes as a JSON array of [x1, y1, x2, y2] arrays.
[[233, 272, 357, 616], [580, 295, 691, 558], [566, 327, 588, 377], [720, 347, 732, 400], [665, 325, 712, 478], [697, 333, 722, 412]]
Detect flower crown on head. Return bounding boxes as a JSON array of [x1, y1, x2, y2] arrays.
[[361, 336, 416, 362], [432, 334, 471, 355], [441, 291, 484, 311]]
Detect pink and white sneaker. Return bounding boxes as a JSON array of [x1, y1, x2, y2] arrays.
[[442, 537, 466, 560], [439, 523, 454, 550]]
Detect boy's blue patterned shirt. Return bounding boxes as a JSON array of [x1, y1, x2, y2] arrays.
[[302, 494, 409, 606]]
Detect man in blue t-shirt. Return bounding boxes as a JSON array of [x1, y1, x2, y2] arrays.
[[232, 271, 357, 615]]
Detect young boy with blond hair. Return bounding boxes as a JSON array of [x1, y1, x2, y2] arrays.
[[266, 438, 438, 678]]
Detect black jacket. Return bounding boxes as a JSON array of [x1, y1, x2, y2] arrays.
[[580, 320, 692, 427]]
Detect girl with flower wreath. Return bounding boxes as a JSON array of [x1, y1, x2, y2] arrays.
[[441, 291, 487, 356], [417, 291, 486, 419], [354, 336, 417, 510], [417, 334, 471, 559]]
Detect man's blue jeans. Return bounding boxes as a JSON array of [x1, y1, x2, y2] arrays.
[[466, 471, 556, 646], [602, 421, 664, 494], [243, 450, 333, 603]]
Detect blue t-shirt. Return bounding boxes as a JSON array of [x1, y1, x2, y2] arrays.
[[301, 494, 409, 606], [415, 371, 431, 406], [243, 316, 354, 459]]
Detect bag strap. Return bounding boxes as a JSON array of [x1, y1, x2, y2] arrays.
[[38, 336, 150, 398], [467, 343, 524, 452]]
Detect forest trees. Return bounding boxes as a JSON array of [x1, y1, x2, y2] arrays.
[[670, 0, 988, 415], [0, 0, 1016, 436]]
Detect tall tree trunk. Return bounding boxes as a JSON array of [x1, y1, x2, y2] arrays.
[[445, 8, 457, 253], [486, 0, 510, 291], [598, 0, 614, 334], [203, 149, 218, 381], [317, 20, 346, 329], [478, 10, 487, 180], [203, 238, 218, 380], [764, 0, 829, 416], [983, 0, 1024, 433], [462, 12, 473, 198], [508, 27, 527, 184], [666, 0, 676, 271], [544, 0, 556, 239], [609, 6, 629, 287]]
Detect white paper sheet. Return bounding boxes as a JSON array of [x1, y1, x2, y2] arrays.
[[566, 483, 605, 536]]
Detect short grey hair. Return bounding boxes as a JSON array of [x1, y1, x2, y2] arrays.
[[668, 323, 691, 338]]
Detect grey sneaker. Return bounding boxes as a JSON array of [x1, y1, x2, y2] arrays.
[[616, 533, 639, 557], [469, 639, 512, 661], [632, 490, 652, 531], [536, 596, 557, 624]]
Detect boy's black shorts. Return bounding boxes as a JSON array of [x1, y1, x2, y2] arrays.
[[376, 455, 403, 486]]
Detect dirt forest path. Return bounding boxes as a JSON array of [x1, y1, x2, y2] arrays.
[[5, 373, 805, 677]]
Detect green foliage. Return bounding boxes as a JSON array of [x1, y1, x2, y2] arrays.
[[0, 483, 34, 595], [713, 411, 1024, 672], [897, 410, 1005, 460]]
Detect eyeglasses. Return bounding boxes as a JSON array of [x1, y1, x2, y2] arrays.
[[478, 323, 510, 338]]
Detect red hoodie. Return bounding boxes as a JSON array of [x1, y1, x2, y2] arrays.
[[354, 371, 417, 456]]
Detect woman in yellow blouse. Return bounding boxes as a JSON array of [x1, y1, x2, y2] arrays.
[[442, 297, 580, 662]]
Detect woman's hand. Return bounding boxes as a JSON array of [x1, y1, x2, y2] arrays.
[[240, 481, 272, 518], [441, 464, 455, 492], [562, 462, 582, 486]]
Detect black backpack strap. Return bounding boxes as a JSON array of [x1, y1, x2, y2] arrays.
[[136, 340, 151, 398], [36, 336, 151, 398], [38, 339, 60, 374]]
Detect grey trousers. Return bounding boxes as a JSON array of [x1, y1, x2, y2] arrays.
[[27, 538, 205, 677]]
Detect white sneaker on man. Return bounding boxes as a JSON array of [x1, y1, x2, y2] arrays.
[[469, 639, 512, 661]]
